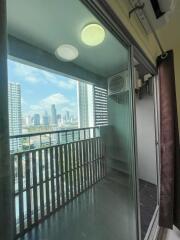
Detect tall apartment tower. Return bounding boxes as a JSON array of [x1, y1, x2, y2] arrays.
[[77, 81, 94, 128], [32, 113, 40, 126], [51, 104, 57, 125], [42, 111, 49, 126], [8, 82, 22, 151]]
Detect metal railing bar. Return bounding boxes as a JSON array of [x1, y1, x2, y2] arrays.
[[38, 150, 44, 218], [25, 152, 32, 229], [10, 127, 100, 139], [12, 128, 106, 238], [11, 137, 101, 154], [32, 151, 38, 223], [17, 154, 25, 233], [50, 148, 55, 212], [44, 148, 50, 215]]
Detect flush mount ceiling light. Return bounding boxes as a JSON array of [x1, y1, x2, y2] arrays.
[[55, 44, 79, 61], [81, 23, 105, 46]]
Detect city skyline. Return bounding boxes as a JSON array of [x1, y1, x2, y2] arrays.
[[8, 59, 95, 138], [24, 105, 78, 127], [8, 59, 78, 118]]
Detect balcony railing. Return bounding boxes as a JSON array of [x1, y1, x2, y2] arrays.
[[10, 127, 106, 238]]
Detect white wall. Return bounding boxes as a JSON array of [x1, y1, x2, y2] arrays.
[[136, 95, 157, 184]]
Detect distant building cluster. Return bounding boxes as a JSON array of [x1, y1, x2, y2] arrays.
[[8, 80, 95, 151], [24, 105, 77, 128]]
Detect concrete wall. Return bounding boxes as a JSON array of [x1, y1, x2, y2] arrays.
[[136, 95, 157, 184]]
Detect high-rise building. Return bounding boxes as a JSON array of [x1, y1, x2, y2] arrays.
[[57, 114, 62, 126], [51, 104, 57, 125], [25, 115, 32, 126], [66, 111, 70, 121], [57, 114, 61, 122], [42, 111, 49, 125], [8, 82, 22, 151], [32, 114, 40, 126], [87, 84, 94, 127], [77, 81, 94, 128]]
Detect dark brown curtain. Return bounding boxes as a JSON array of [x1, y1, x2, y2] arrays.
[[157, 50, 180, 229]]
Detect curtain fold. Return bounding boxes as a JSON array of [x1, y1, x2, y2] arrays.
[[157, 50, 180, 229]]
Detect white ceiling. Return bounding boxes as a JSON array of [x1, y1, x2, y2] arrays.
[[7, 0, 129, 78]]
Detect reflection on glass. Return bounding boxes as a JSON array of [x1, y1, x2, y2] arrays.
[[7, 0, 137, 239], [134, 64, 158, 239]]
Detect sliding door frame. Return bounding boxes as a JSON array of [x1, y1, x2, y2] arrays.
[[80, 1, 159, 240], [0, 0, 14, 239], [141, 75, 160, 240], [1, 0, 159, 239]]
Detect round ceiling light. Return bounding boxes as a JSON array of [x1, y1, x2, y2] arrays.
[[55, 44, 79, 61], [81, 23, 105, 46]]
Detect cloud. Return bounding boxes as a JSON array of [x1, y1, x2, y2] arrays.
[[40, 93, 69, 106], [27, 93, 77, 116], [40, 70, 77, 90], [57, 79, 77, 90], [13, 61, 40, 84], [12, 60, 77, 90], [25, 76, 39, 83], [29, 104, 42, 112], [21, 98, 27, 106], [9, 60, 78, 117]]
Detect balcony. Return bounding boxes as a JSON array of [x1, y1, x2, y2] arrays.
[[11, 127, 107, 239]]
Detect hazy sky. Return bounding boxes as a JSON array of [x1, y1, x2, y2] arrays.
[[8, 59, 78, 117]]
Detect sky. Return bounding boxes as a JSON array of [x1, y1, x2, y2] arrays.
[[8, 59, 78, 118]]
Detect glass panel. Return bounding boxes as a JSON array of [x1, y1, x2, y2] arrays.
[[134, 60, 158, 239], [103, 51, 137, 240], [7, 0, 137, 239]]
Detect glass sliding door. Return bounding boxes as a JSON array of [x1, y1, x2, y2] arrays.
[[7, 0, 138, 239], [103, 46, 138, 240], [134, 58, 159, 239]]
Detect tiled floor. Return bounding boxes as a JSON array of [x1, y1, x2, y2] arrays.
[[139, 179, 157, 239], [19, 172, 157, 240], [21, 170, 136, 240]]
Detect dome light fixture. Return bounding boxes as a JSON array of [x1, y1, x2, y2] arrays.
[[55, 44, 79, 61], [81, 23, 105, 46]]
